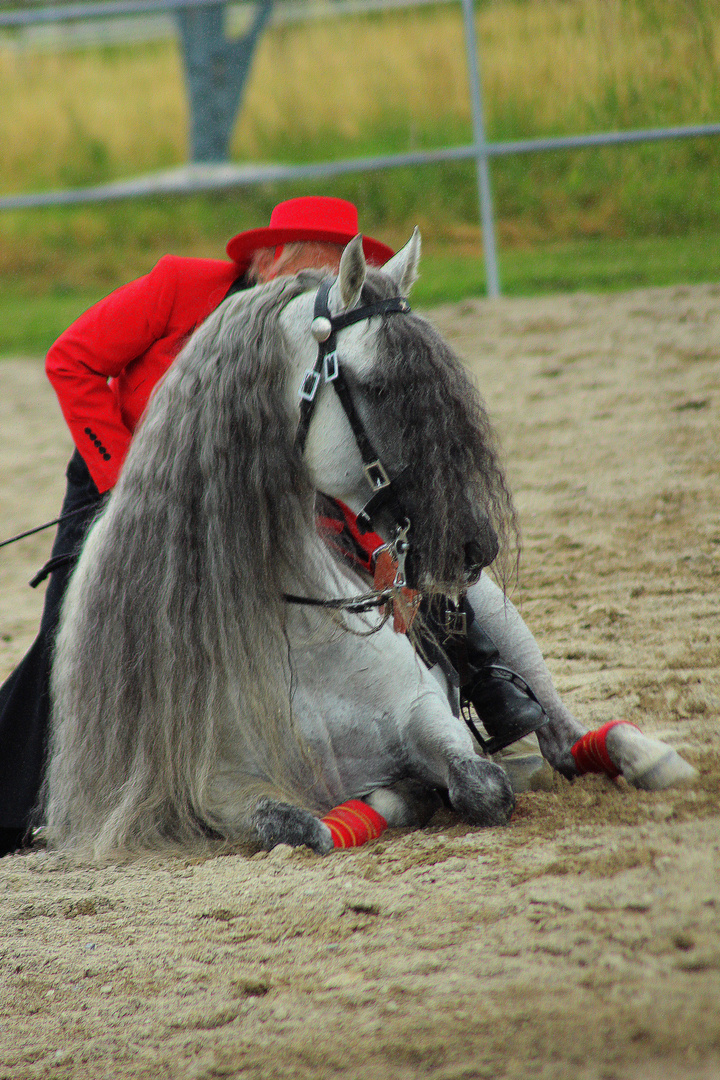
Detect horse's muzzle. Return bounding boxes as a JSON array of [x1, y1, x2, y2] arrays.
[[464, 520, 499, 584]]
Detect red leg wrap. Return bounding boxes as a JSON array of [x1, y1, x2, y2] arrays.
[[571, 720, 640, 778], [322, 800, 388, 848]]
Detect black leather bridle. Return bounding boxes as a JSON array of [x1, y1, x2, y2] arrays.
[[284, 279, 414, 617], [295, 279, 412, 536]]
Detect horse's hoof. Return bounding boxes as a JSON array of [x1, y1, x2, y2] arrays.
[[447, 757, 515, 827], [628, 749, 697, 791], [497, 753, 554, 794], [605, 726, 697, 791], [250, 798, 334, 854]]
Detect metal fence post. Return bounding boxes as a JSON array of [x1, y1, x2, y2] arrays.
[[460, 0, 500, 297], [174, 0, 273, 162], [2, 0, 719, 257]]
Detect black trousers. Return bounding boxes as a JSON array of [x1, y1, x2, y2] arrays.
[[0, 451, 102, 848]]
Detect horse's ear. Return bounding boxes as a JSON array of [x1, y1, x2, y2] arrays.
[[331, 234, 367, 312], [382, 227, 421, 295]]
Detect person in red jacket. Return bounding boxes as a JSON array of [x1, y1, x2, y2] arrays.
[[46, 196, 394, 496], [0, 196, 544, 857]]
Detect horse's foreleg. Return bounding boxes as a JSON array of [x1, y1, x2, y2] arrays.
[[466, 576, 697, 790], [573, 720, 696, 789], [446, 755, 516, 826], [248, 797, 334, 854], [365, 780, 443, 827], [466, 574, 585, 775], [402, 689, 515, 826]]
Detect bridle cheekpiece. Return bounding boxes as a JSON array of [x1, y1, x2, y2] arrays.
[[285, 278, 416, 625], [295, 279, 411, 536]]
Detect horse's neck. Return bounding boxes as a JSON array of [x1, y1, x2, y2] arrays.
[[284, 522, 368, 598]]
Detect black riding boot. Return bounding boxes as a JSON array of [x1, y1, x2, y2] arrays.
[[424, 598, 549, 756], [460, 618, 549, 755]]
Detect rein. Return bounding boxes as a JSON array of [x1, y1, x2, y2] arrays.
[[284, 588, 394, 613], [285, 517, 414, 627]]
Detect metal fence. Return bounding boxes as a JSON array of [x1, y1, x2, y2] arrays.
[[2, 0, 719, 295]]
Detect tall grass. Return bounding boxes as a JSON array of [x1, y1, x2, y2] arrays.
[[0, 0, 719, 303]]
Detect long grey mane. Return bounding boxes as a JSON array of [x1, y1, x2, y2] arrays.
[[45, 274, 325, 855]]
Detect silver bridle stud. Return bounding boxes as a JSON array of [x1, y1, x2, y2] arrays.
[[311, 316, 333, 342]]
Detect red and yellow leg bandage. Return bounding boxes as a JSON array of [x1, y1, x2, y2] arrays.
[[322, 800, 388, 848], [571, 719, 640, 778]]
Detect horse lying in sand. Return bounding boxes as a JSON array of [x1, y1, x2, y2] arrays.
[[44, 232, 695, 858]]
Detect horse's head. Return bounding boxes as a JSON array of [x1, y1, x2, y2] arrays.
[[281, 233, 516, 594]]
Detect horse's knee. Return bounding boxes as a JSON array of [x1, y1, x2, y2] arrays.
[[447, 756, 515, 827], [249, 797, 333, 854]]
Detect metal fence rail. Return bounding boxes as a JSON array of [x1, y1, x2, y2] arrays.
[[3, 123, 719, 294], [2, 0, 719, 295], [0, 0, 221, 24], [0, 0, 437, 25]]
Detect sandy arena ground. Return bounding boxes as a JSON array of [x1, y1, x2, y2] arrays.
[[0, 283, 719, 1080]]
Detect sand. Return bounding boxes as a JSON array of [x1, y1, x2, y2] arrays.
[[0, 283, 718, 1080]]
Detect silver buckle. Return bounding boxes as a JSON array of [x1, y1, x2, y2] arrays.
[[323, 350, 339, 382], [371, 519, 411, 588], [392, 519, 411, 587], [444, 608, 467, 635], [364, 460, 391, 491], [299, 369, 321, 401]]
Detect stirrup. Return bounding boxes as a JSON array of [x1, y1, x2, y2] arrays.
[[462, 665, 550, 756]]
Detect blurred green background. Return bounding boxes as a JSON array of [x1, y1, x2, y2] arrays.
[[1, 0, 719, 354]]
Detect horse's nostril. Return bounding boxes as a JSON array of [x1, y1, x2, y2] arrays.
[[464, 533, 498, 576], [465, 540, 484, 565]]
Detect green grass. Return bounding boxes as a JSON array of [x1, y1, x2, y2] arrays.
[[2, 230, 718, 358], [1, 0, 719, 354], [0, 287, 106, 359], [414, 230, 720, 306]]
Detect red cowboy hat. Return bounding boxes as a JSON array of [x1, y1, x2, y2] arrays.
[[226, 196, 394, 270]]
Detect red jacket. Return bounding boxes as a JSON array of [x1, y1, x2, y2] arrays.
[[45, 255, 241, 493]]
